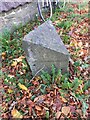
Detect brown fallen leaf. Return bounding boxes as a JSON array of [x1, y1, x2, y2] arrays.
[[76, 109, 82, 116], [34, 95, 45, 102], [56, 111, 61, 119], [2, 56, 5, 60], [62, 106, 70, 116], [35, 105, 42, 111], [78, 41, 83, 48], [44, 106, 49, 111], [2, 52, 6, 60], [2, 52, 6, 56], [36, 110, 44, 116], [61, 96, 68, 103]]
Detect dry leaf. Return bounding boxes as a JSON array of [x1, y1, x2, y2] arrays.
[[34, 95, 45, 102], [78, 41, 83, 47], [76, 109, 82, 116], [22, 63, 27, 67], [11, 61, 17, 67], [19, 56, 25, 59], [8, 74, 14, 78], [56, 111, 61, 119], [35, 105, 42, 111], [8, 89, 13, 93], [2, 56, 5, 60], [18, 83, 28, 91], [13, 56, 25, 62], [13, 58, 22, 62], [2, 52, 6, 56], [11, 108, 23, 118], [44, 107, 49, 111], [61, 97, 68, 103], [62, 106, 70, 116]]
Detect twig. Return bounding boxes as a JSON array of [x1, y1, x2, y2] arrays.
[[29, 65, 45, 83]]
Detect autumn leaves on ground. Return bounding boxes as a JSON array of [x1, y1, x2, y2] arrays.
[[1, 2, 90, 119]]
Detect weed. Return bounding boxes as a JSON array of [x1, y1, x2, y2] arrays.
[[41, 64, 62, 85]]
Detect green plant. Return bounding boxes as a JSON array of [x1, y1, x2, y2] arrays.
[[57, 20, 73, 30], [75, 93, 90, 117], [40, 64, 62, 86], [83, 80, 90, 91]]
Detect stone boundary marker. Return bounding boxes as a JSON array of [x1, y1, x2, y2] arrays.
[[23, 20, 70, 75]]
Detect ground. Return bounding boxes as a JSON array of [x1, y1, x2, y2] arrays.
[[1, 2, 90, 119]]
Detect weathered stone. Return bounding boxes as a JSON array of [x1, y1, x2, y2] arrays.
[[0, 1, 37, 34], [22, 20, 70, 75]]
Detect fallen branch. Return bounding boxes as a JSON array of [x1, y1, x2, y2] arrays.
[[29, 65, 45, 83]]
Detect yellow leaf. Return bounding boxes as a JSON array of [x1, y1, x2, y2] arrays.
[[8, 89, 13, 93], [11, 61, 17, 67], [18, 83, 28, 91], [62, 106, 70, 116], [2, 52, 6, 56], [11, 108, 23, 118]]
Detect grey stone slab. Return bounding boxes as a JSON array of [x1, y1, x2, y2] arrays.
[[0, 2, 28, 13], [23, 20, 70, 75]]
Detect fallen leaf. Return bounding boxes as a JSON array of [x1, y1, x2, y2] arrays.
[[34, 95, 45, 102], [78, 41, 83, 47], [11, 61, 17, 67], [8, 74, 14, 78], [2, 56, 5, 60], [18, 83, 28, 91], [22, 63, 27, 67], [62, 106, 70, 116], [14, 58, 22, 62], [13, 56, 25, 62], [11, 108, 23, 118], [19, 56, 25, 59], [44, 106, 49, 111], [76, 109, 82, 116], [35, 105, 42, 111], [36, 110, 44, 116], [2, 52, 6, 56], [56, 111, 61, 119], [61, 96, 68, 103], [8, 89, 13, 93], [70, 105, 76, 113]]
